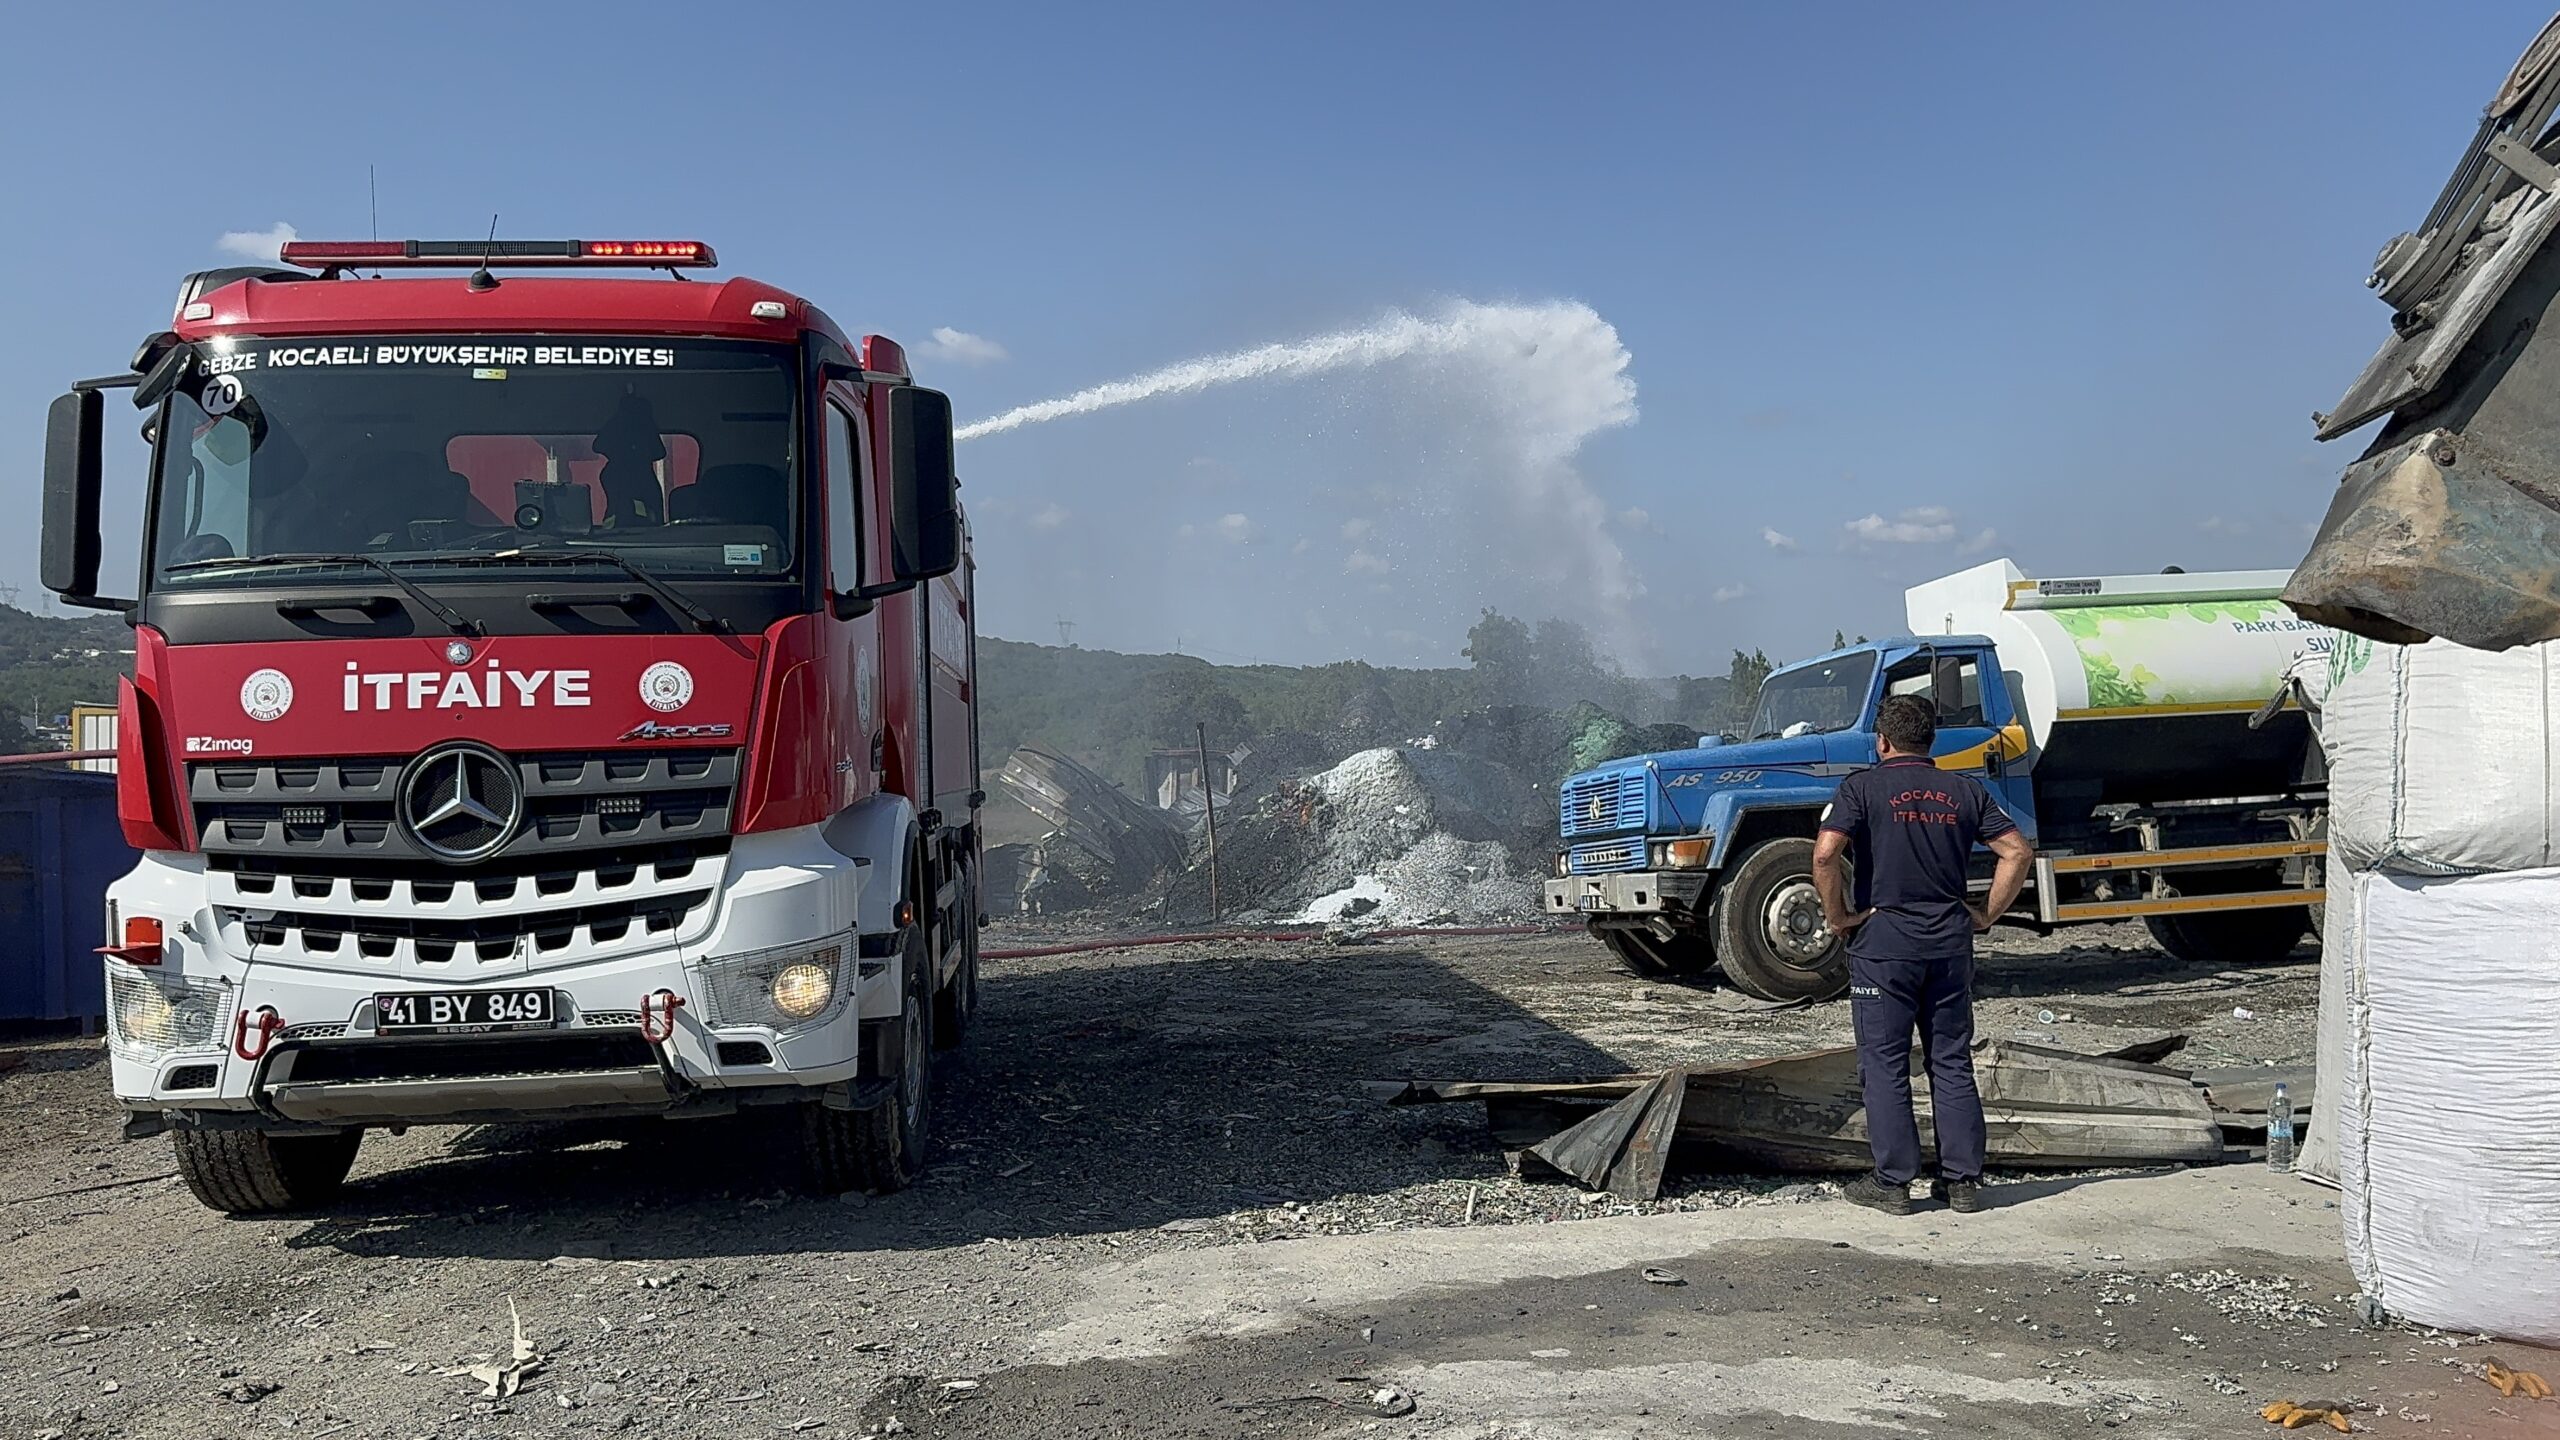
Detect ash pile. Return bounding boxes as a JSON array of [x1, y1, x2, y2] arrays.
[[1192, 745, 1549, 927], [986, 698, 1711, 929]]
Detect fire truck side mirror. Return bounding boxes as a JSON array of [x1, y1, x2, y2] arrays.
[[886, 386, 961, 585], [42, 390, 107, 602]]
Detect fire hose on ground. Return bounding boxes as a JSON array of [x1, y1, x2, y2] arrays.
[[982, 923, 1560, 961]]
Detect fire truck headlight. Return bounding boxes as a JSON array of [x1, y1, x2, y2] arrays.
[[696, 937, 852, 1031], [770, 962, 834, 1020], [118, 983, 174, 1045], [106, 969, 226, 1057]]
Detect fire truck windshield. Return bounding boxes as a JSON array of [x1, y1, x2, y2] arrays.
[[146, 336, 800, 593]]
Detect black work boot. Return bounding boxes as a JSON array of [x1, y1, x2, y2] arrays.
[[1930, 1177, 1985, 1214], [1841, 1173, 1913, 1216]]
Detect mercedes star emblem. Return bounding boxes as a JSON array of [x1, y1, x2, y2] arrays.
[[396, 742, 523, 864], [445, 640, 476, 666]]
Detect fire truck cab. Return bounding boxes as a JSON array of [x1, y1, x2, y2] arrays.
[[40, 239, 982, 1213]]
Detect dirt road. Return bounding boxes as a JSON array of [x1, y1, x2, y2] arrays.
[[1, 925, 2548, 1438]]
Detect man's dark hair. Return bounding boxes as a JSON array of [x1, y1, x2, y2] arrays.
[[1876, 694, 1937, 755]]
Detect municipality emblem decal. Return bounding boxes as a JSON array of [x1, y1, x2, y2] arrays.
[[639, 661, 695, 713], [240, 668, 294, 723]]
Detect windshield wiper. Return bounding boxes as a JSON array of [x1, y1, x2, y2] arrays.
[[483, 547, 727, 633], [166, 552, 482, 637]]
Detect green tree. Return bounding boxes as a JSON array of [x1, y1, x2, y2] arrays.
[[1673, 674, 1731, 730], [1147, 662, 1249, 750], [1724, 647, 1773, 735], [1462, 610, 1534, 702], [1530, 617, 1609, 704]]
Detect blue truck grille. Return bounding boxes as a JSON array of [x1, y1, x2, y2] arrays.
[[1560, 769, 1649, 838], [1568, 839, 1647, 875]]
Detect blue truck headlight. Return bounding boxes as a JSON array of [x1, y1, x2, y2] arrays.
[[1649, 838, 1713, 869]]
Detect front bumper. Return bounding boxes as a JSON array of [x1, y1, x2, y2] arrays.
[[1544, 870, 1712, 917], [105, 824, 874, 1126]]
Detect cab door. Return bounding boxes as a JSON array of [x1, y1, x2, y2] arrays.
[[1883, 648, 2035, 836]]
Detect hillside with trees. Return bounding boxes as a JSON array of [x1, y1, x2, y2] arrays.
[[0, 604, 130, 751], [980, 610, 1764, 791]]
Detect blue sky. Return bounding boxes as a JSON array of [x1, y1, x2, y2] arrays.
[[0, 3, 2546, 676]]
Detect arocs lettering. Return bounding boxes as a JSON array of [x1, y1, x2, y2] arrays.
[[341, 662, 591, 711]]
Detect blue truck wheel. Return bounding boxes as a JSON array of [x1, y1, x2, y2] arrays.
[[1710, 837, 1850, 1002]]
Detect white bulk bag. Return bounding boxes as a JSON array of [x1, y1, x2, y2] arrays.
[[2320, 635, 2560, 874], [2296, 874, 2359, 1188], [2338, 867, 2560, 1344]]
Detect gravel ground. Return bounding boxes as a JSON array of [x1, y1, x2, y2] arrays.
[[0, 922, 2548, 1438]]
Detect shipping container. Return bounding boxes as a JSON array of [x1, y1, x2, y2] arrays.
[[0, 766, 132, 1024]]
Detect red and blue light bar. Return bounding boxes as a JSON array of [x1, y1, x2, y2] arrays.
[[279, 239, 716, 270]]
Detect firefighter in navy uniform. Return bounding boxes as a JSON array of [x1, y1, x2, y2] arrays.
[[1813, 694, 2035, 1215]]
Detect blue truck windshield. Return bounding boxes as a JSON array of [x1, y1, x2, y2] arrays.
[[147, 336, 799, 591], [1747, 653, 1878, 739]]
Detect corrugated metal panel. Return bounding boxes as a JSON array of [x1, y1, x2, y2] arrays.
[[0, 768, 133, 1023]]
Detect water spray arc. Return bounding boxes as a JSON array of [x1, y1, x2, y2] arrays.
[[954, 298, 1649, 655], [956, 303, 1626, 442]]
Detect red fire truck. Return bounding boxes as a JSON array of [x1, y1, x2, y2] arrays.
[[39, 238, 981, 1213]]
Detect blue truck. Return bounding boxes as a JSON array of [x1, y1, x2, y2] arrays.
[[1545, 561, 2332, 1000]]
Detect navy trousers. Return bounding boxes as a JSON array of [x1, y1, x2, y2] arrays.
[[1848, 951, 1987, 1186]]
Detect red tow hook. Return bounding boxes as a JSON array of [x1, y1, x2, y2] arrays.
[[234, 1006, 284, 1062], [639, 990, 686, 1043]]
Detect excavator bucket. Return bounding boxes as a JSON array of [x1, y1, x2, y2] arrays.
[[2289, 12, 2560, 650]]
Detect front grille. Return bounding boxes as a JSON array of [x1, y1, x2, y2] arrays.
[[197, 747, 735, 970], [192, 748, 737, 870], [1560, 769, 1649, 838], [237, 887, 711, 967], [1569, 839, 1648, 874], [164, 1064, 220, 1091]]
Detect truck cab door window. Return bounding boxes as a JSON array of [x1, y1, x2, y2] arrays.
[[154, 416, 255, 567], [1885, 652, 1996, 769], [824, 400, 863, 596]]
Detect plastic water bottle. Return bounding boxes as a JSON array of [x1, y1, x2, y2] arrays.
[[2267, 1082, 2295, 1172]]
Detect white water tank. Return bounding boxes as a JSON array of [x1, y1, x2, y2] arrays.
[[1902, 559, 2326, 762]]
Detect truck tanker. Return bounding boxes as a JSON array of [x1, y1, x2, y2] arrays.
[[39, 237, 982, 1213], [1546, 559, 2331, 1001]]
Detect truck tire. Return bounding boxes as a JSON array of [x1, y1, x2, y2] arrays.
[[172, 1127, 362, 1214], [933, 867, 980, 1049], [1711, 838, 1849, 1002], [2144, 906, 2310, 967], [802, 924, 932, 1194], [1596, 927, 1716, 978]]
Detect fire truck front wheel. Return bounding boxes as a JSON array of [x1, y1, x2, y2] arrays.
[[802, 925, 932, 1194], [172, 1126, 363, 1215]]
